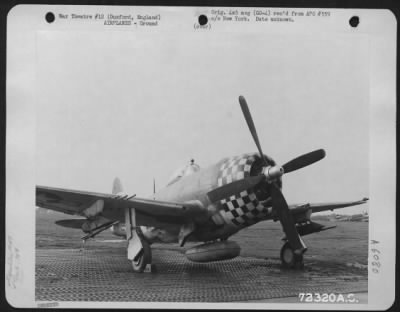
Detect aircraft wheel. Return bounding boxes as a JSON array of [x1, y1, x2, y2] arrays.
[[280, 242, 304, 269], [131, 240, 152, 273]]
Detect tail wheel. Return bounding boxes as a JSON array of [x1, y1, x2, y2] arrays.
[[131, 240, 152, 273], [280, 241, 304, 269]]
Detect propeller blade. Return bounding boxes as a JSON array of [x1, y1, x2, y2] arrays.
[[282, 149, 326, 174], [239, 96, 268, 165], [270, 183, 306, 254], [55, 219, 86, 229], [207, 175, 265, 203]]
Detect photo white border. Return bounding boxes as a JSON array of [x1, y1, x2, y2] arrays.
[[5, 5, 397, 309]]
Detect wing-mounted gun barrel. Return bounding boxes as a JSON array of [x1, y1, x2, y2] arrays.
[[81, 220, 119, 240]]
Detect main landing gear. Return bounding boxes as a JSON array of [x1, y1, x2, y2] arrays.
[[280, 242, 304, 269], [131, 235, 152, 273], [125, 207, 152, 273]]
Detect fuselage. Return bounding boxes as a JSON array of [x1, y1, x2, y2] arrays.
[[141, 153, 281, 243]]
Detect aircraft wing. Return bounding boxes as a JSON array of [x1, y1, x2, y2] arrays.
[[289, 197, 369, 215], [36, 186, 206, 225]]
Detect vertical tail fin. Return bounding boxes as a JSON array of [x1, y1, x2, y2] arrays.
[[112, 177, 123, 195]]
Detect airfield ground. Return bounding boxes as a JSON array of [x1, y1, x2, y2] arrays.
[[36, 210, 368, 303]]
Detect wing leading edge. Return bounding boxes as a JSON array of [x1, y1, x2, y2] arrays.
[[289, 197, 369, 215]]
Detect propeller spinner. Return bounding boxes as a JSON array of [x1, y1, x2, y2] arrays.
[[208, 95, 326, 255]]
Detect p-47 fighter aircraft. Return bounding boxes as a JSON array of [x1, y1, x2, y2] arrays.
[[36, 96, 368, 272]]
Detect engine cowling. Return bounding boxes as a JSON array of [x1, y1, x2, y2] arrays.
[[185, 241, 241, 262]]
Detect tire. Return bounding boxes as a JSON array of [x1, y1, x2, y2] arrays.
[[131, 240, 152, 273], [280, 242, 304, 269]]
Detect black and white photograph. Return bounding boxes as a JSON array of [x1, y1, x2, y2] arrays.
[[5, 5, 396, 309]]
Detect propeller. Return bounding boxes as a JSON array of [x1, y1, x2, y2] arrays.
[[282, 149, 326, 174], [239, 95, 268, 166], [209, 96, 325, 202], [207, 175, 265, 203], [207, 95, 325, 255], [239, 95, 325, 175], [270, 182, 306, 254], [240, 95, 309, 253]]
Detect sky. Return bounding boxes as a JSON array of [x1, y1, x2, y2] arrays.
[[35, 30, 369, 214]]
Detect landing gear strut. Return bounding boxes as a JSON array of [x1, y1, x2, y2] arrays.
[[280, 242, 304, 269], [125, 207, 152, 273]]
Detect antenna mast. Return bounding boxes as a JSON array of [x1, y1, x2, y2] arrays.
[[153, 178, 156, 199]]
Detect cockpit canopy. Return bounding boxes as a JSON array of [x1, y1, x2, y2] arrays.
[[167, 159, 200, 185]]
